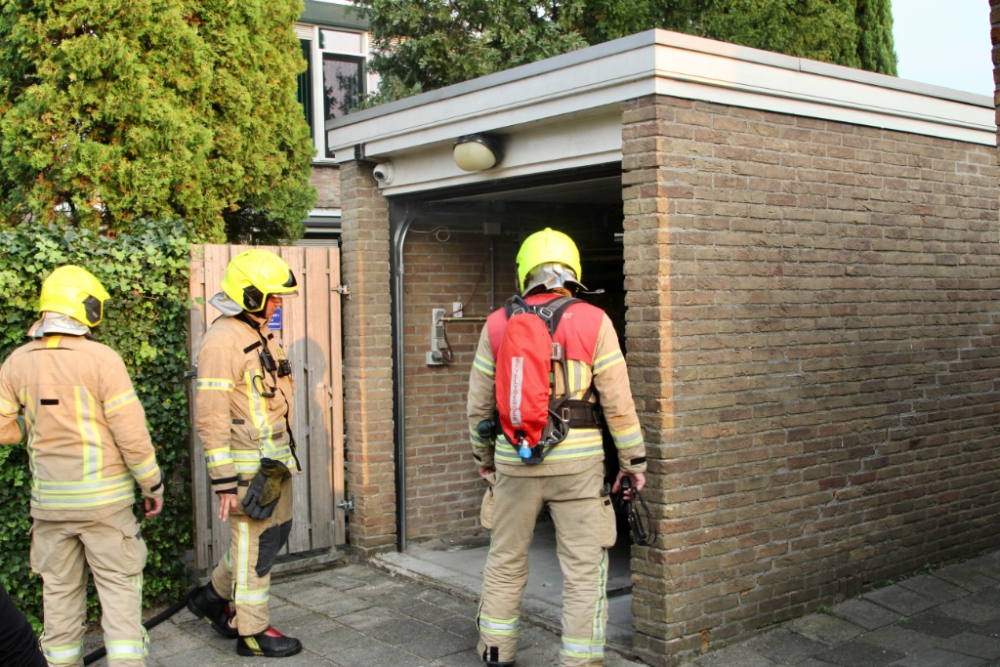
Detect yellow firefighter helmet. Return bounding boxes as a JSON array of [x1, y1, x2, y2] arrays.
[[221, 249, 298, 313], [38, 265, 111, 328]]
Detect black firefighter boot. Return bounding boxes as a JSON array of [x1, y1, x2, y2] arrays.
[[186, 584, 238, 639], [483, 646, 515, 666], [237, 627, 303, 658]]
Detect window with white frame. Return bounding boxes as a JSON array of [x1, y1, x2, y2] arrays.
[[296, 24, 375, 161]]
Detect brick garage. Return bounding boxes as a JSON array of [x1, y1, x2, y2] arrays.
[[339, 161, 396, 556], [621, 95, 999, 665], [329, 29, 1000, 665]]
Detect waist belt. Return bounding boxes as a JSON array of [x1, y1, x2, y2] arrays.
[[552, 399, 604, 429]]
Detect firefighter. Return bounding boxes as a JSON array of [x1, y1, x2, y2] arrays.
[[186, 249, 303, 658], [0, 265, 164, 667], [468, 229, 647, 667], [0, 580, 47, 667]]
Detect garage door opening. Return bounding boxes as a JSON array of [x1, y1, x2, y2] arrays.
[[382, 165, 636, 653]]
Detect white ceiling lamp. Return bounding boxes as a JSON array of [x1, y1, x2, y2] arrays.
[[453, 134, 503, 171]]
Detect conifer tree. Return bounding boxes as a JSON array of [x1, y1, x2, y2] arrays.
[[196, 0, 318, 243], [0, 0, 316, 242], [854, 0, 898, 75], [679, 0, 863, 70]]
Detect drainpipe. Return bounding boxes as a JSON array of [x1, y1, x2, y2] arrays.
[[390, 201, 419, 552]]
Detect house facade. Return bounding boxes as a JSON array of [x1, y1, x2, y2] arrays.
[[295, 0, 374, 243]]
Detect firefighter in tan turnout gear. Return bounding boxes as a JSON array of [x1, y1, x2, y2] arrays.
[[468, 229, 647, 667], [0, 265, 164, 667], [186, 249, 303, 658]]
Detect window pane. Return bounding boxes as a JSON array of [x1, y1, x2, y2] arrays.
[[323, 54, 363, 121], [296, 39, 312, 135], [323, 54, 364, 157], [320, 29, 363, 54]]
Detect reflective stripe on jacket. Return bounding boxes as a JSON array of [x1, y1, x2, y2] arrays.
[[195, 315, 298, 494], [0, 335, 163, 521], [467, 294, 646, 477]]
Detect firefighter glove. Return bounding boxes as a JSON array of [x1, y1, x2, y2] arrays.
[[242, 457, 291, 520]]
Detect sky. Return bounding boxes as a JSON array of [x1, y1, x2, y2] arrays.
[[893, 0, 993, 96]]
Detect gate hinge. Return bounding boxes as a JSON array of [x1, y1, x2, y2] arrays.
[[333, 282, 351, 299], [337, 495, 356, 514], [181, 367, 197, 380]]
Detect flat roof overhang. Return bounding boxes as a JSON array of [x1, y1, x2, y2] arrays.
[[327, 29, 996, 196]]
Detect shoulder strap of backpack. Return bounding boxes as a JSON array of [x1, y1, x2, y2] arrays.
[[503, 295, 529, 320], [535, 297, 580, 336], [501, 295, 582, 338]]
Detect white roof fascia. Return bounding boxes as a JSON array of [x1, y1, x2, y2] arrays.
[[327, 28, 995, 172], [378, 111, 623, 195], [650, 44, 992, 144], [328, 48, 656, 160]]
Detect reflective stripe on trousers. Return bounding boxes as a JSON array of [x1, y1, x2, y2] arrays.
[[42, 641, 84, 664], [234, 522, 269, 606], [478, 615, 521, 635], [560, 637, 605, 660]]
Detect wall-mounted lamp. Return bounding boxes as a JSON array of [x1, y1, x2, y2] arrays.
[[453, 134, 503, 172]]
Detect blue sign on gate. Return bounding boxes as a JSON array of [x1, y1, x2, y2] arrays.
[[268, 307, 282, 330]]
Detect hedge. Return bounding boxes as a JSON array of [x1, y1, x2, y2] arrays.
[[0, 223, 193, 630]]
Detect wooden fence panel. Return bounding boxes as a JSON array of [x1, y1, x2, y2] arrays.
[[188, 249, 210, 569], [189, 244, 344, 570], [328, 247, 346, 545], [279, 246, 311, 553], [202, 245, 231, 565], [305, 247, 336, 548]]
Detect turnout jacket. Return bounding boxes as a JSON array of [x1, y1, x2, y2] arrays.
[[468, 293, 647, 477], [0, 335, 163, 521], [196, 313, 299, 495]]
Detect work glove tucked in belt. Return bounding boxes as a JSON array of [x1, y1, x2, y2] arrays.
[[242, 458, 291, 520]]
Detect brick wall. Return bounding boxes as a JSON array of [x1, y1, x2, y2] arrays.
[[339, 160, 396, 555], [400, 226, 512, 540], [399, 208, 623, 542], [993, 0, 1000, 144], [622, 95, 1000, 666], [310, 164, 341, 209]]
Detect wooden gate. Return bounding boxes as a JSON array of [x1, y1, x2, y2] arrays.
[[188, 244, 345, 569]]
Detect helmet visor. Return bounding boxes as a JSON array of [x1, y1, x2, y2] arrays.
[[271, 270, 299, 298], [83, 296, 104, 326]]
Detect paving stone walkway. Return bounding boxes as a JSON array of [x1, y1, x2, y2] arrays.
[[82, 548, 1000, 667], [84, 562, 640, 667], [691, 549, 1000, 667]]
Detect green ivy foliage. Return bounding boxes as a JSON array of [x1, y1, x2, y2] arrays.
[[0, 222, 193, 630]]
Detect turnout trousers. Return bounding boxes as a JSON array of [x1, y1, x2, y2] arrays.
[[210, 476, 293, 636], [31, 505, 148, 667], [477, 463, 617, 667]]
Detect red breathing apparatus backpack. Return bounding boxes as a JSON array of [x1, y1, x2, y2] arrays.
[[494, 295, 603, 465]]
